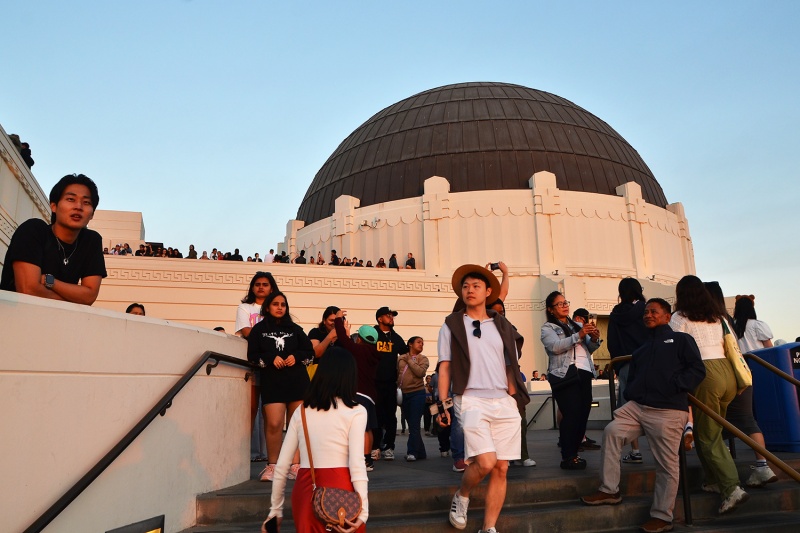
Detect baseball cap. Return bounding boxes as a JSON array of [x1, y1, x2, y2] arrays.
[[375, 306, 398, 320], [358, 325, 378, 344]]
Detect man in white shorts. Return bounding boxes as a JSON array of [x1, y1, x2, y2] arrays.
[[436, 264, 529, 533]]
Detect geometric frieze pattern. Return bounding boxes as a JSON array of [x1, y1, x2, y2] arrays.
[[107, 268, 452, 293], [505, 301, 547, 312]]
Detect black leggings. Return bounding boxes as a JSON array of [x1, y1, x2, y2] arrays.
[[553, 368, 594, 460]]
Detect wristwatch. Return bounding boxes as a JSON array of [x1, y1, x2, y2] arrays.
[[44, 274, 55, 289]]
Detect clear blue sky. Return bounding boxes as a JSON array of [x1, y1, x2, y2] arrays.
[[2, 1, 798, 340]]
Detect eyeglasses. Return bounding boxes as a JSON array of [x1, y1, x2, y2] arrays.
[[472, 320, 482, 339], [553, 301, 570, 308]]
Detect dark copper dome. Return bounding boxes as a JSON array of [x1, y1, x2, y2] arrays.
[[297, 82, 666, 225]]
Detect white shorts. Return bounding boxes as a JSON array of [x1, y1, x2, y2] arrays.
[[454, 394, 521, 462]]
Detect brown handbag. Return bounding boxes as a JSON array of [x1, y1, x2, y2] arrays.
[[300, 406, 362, 531]]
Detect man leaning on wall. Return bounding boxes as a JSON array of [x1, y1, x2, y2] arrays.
[[0, 173, 106, 305]]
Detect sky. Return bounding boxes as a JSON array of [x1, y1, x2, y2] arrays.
[[2, 1, 798, 340]]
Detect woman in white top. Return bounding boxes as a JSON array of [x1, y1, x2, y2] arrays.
[[733, 295, 774, 354], [236, 272, 281, 463], [669, 275, 748, 514], [263, 347, 368, 533], [728, 294, 778, 487]]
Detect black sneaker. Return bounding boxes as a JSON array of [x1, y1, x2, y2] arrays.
[[561, 457, 587, 470]]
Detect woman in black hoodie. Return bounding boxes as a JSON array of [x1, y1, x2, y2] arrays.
[[607, 277, 649, 464]]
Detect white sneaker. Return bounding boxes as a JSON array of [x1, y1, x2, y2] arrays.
[[521, 458, 537, 467], [449, 491, 469, 530], [745, 465, 778, 487], [441, 450, 451, 457], [406, 454, 417, 462], [259, 464, 275, 482], [478, 528, 498, 533], [719, 486, 749, 515], [382, 449, 394, 461]]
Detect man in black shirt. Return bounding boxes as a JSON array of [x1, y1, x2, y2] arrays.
[[1, 174, 106, 305], [373, 306, 408, 460]]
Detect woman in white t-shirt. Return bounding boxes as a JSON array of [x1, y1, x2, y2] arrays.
[[236, 272, 281, 463], [263, 347, 368, 533], [733, 295, 774, 354]]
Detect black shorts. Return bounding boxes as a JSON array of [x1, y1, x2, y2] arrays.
[[356, 394, 379, 430]]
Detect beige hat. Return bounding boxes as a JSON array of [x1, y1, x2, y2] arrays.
[[451, 264, 501, 301]]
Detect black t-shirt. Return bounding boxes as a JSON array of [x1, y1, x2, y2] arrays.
[[0, 218, 107, 292], [308, 326, 339, 360]]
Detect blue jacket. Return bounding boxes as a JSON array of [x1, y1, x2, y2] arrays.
[[624, 324, 706, 412], [541, 320, 600, 378]]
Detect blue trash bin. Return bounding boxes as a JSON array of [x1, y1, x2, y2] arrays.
[[750, 342, 800, 452]]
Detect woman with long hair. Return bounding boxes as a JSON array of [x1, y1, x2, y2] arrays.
[[308, 306, 341, 360], [376, 258, 386, 268], [725, 293, 777, 487], [607, 277, 649, 464], [541, 291, 600, 470], [263, 347, 368, 533], [237, 272, 280, 463], [398, 336, 429, 461], [670, 275, 749, 514], [249, 291, 315, 482]]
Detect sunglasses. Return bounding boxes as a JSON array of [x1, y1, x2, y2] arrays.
[[472, 320, 482, 339]]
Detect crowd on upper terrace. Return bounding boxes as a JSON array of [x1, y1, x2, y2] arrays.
[[106, 245, 420, 270]]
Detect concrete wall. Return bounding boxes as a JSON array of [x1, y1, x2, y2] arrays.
[[0, 291, 250, 533], [89, 209, 146, 250], [0, 125, 50, 264]]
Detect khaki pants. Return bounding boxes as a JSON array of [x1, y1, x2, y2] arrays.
[[600, 401, 688, 522]]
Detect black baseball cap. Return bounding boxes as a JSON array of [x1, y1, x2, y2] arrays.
[[375, 306, 398, 320]]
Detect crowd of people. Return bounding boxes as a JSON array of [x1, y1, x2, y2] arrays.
[[1, 174, 789, 533], [105, 244, 420, 269]]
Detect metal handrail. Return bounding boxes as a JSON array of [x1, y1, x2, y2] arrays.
[[527, 395, 554, 428], [23, 351, 256, 533], [744, 352, 800, 388], [688, 393, 800, 483]]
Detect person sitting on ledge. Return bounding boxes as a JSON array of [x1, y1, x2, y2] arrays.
[[1, 173, 106, 305]]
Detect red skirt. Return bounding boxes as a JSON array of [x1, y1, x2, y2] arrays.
[[291, 467, 367, 533]]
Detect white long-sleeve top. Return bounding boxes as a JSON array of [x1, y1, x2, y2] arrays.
[[669, 312, 725, 361], [269, 402, 369, 524]]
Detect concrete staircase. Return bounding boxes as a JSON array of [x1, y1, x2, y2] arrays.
[[181, 430, 800, 532]]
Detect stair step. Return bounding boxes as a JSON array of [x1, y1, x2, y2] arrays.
[[183, 431, 800, 532]]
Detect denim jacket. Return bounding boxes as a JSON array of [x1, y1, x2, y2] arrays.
[[540, 321, 600, 378]]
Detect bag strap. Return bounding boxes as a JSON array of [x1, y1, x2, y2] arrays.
[[300, 406, 316, 490], [721, 318, 732, 336]]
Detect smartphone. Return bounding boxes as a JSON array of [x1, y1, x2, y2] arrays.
[[264, 516, 278, 533], [490, 262, 500, 271], [588, 313, 596, 326], [429, 397, 454, 415]]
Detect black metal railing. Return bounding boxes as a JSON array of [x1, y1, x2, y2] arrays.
[[23, 351, 256, 533], [527, 395, 555, 429]]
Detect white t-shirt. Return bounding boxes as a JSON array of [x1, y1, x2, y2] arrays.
[[235, 302, 262, 335], [438, 314, 517, 399], [264, 252, 275, 264], [737, 319, 773, 354]]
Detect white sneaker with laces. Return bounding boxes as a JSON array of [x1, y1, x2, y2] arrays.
[[449, 491, 469, 530], [745, 465, 778, 487], [521, 458, 536, 467], [719, 486, 749, 515], [259, 464, 275, 482], [406, 454, 416, 462], [382, 449, 394, 461]]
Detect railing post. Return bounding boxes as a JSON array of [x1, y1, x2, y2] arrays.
[[678, 443, 692, 525]]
